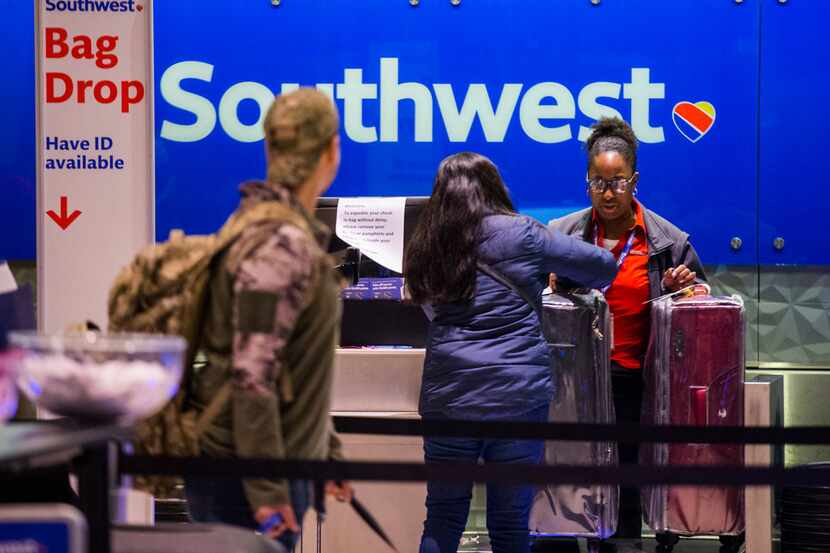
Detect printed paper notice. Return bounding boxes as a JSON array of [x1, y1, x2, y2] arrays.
[[335, 198, 407, 274]]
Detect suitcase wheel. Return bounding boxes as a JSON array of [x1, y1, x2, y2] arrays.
[[718, 533, 745, 553], [655, 532, 680, 551]]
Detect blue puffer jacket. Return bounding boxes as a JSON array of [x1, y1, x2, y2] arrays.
[[419, 214, 618, 420]]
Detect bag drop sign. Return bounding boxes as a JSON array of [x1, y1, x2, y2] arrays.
[[35, 0, 154, 333], [44, 27, 145, 114]]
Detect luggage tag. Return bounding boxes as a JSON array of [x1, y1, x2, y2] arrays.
[[608, 313, 614, 351], [642, 283, 710, 305]]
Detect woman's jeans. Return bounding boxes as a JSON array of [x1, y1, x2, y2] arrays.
[[185, 476, 309, 552], [419, 406, 548, 553]]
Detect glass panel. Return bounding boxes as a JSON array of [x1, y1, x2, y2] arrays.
[[758, 3, 830, 364], [706, 265, 760, 366], [758, 1, 830, 471]]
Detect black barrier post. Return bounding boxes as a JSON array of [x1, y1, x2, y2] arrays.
[[77, 442, 113, 553], [313, 479, 325, 553]]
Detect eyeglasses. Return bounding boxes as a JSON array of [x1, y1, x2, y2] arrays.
[[586, 172, 638, 194]]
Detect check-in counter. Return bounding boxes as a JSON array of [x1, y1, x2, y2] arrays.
[[302, 351, 784, 553], [329, 349, 425, 414], [301, 349, 426, 553]]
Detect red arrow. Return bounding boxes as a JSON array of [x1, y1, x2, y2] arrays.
[[47, 196, 82, 230]]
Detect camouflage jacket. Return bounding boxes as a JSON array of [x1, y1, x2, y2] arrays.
[[192, 180, 343, 510]]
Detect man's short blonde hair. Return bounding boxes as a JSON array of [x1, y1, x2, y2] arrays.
[[263, 88, 340, 189]]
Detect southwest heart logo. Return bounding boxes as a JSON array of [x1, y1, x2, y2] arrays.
[[672, 101, 716, 143], [137, 4, 144, 11]]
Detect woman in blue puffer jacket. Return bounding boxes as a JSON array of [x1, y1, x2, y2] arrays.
[[405, 152, 618, 553]]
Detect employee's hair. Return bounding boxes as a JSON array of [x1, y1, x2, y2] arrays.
[[585, 116, 638, 170], [263, 88, 339, 189], [405, 152, 515, 305]]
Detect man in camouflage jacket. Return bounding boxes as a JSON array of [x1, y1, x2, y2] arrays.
[[185, 88, 349, 550]]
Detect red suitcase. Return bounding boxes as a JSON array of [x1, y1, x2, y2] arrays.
[[641, 286, 745, 550]]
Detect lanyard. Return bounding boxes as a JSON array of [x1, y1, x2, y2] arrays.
[[594, 222, 636, 294]]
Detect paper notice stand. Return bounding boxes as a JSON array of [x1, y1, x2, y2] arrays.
[[35, 1, 154, 332], [335, 198, 407, 274]]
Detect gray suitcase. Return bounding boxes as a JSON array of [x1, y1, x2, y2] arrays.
[[529, 290, 618, 541]]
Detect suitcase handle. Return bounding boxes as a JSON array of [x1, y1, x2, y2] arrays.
[[690, 386, 709, 426]]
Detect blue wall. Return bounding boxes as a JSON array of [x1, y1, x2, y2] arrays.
[[758, 1, 827, 264], [2, 0, 826, 265], [0, 0, 36, 261]]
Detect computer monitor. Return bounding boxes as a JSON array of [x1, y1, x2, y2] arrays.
[[315, 197, 429, 347]]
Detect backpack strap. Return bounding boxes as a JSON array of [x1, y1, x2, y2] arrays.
[[181, 201, 314, 288], [180, 201, 316, 403], [194, 380, 234, 437], [185, 202, 317, 426], [476, 261, 543, 321], [216, 201, 313, 254]]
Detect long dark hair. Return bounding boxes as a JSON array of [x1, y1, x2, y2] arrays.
[[405, 152, 515, 304]]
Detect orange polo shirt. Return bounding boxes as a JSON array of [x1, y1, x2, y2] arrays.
[[593, 200, 651, 370]]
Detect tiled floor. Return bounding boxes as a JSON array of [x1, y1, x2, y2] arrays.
[[527, 536, 746, 553], [583, 539, 730, 552]]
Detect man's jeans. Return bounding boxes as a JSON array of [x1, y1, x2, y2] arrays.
[[185, 476, 309, 551]]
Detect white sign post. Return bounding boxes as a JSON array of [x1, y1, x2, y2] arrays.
[[35, 0, 154, 333]]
